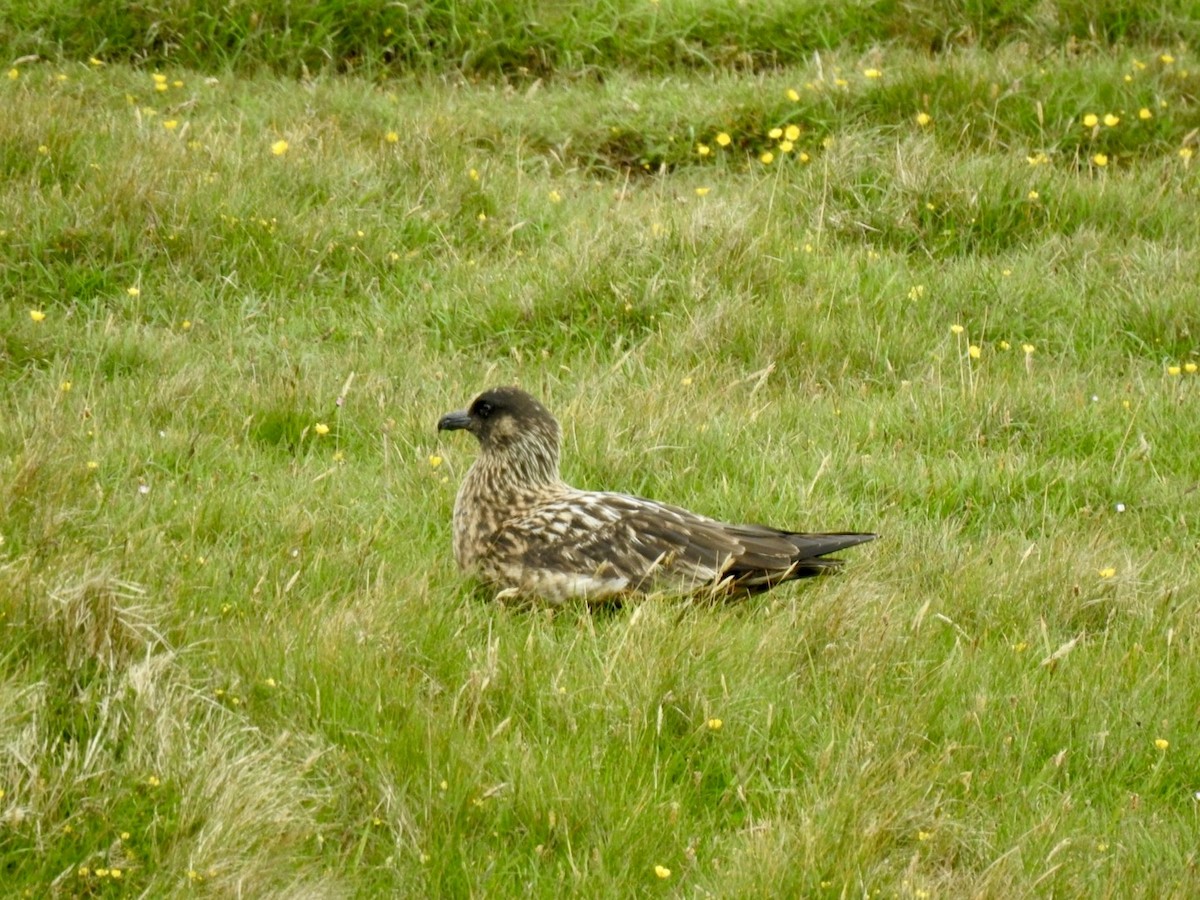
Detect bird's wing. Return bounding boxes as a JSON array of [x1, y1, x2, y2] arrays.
[[484, 491, 840, 596]]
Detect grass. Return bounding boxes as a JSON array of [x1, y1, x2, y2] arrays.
[[5, 0, 1198, 76], [3, 5, 1200, 896]]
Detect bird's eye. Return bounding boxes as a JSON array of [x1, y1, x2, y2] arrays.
[[474, 401, 494, 419]]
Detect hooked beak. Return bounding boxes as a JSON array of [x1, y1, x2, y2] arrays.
[[437, 410, 472, 432]]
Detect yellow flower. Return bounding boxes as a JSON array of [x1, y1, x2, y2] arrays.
[[429, 455, 443, 467], [654, 865, 671, 879], [1155, 738, 1169, 750], [707, 717, 723, 731], [916, 112, 932, 126], [715, 132, 731, 147], [61, 381, 72, 392], [694, 187, 710, 196], [147, 774, 161, 786], [998, 340, 1011, 350], [1103, 113, 1120, 127], [1180, 147, 1194, 160], [127, 286, 140, 297], [1027, 190, 1039, 200], [163, 119, 178, 130], [1026, 152, 1049, 165], [1167, 365, 1182, 375], [29, 309, 46, 322], [182, 319, 192, 330], [968, 345, 981, 359], [760, 151, 774, 164], [152, 73, 167, 84], [1082, 113, 1098, 127], [1185, 362, 1198, 373], [1138, 107, 1152, 119], [1022, 343, 1035, 354], [786, 88, 800, 101], [1099, 567, 1116, 578], [385, 131, 399, 143], [468, 168, 479, 181], [768, 127, 783, 139], [548, 190, 561, 203], [87, 460, 99, 471], [784, 124, 800, 141], [696, 143, 710, 156], [1161, 54, 1175, 64], [111, 869, 122, 879], [779, 140, 794, 153], [863, 68, 882, 79], [314, 423, 331, 435], [918, 830, 932, 841], [799, 152, 810, 162], [271, 139, 289, 156], [8, 68, 19, 80], [89, 57, 104, 66], [78, 867, 89, 877], [950, 324, 964, 334], [1092, 153, 1108, 167]]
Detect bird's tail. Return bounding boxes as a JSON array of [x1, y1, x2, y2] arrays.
[[787, 532, 878, 560]]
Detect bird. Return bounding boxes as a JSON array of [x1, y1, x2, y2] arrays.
[[437, 386, 876, 603]]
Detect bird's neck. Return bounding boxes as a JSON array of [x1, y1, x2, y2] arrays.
[[453, 441, 565, 570], [477, 440, 562, 493]]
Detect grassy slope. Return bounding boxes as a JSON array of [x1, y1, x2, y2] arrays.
[[2, 16, 1200, 899]]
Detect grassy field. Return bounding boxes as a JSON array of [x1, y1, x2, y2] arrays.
[[3, 4, 1200, 896]]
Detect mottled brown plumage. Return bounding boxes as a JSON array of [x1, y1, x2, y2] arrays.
[[437, 387, 875, 603]]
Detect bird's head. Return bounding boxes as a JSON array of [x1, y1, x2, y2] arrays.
[[438, 387, 561, 480]]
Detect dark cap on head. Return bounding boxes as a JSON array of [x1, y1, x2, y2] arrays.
[[437, 387, 559, 451]]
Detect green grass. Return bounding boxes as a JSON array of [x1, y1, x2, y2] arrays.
[[3, 5, 1200, 896], [5, 0, 1198, 76]]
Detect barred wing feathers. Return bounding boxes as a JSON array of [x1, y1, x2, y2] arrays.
[[484, 491, 875, 601]]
